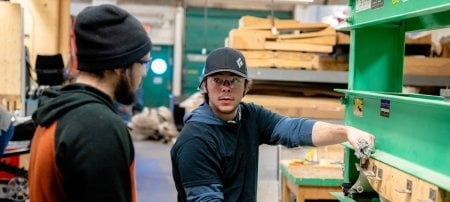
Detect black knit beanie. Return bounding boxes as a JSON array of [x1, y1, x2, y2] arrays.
[[75, 4, 152, 71]]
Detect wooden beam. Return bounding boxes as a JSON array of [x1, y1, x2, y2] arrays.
[[241, 50, 319, 69], [19, 0, 71, 69], [228, 29, 274, 50], [278, 27, 336, 40], [265, 41, 333, 53], [239, 15, 328, 31], [404, 57, 450, 76], [280, 35, 336, 46], [0, 2, 22, 96]]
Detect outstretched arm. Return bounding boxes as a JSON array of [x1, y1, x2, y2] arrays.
[[311, 121, 374, 150]]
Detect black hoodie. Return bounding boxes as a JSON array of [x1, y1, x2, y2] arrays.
[[29, 83, 136, 202]]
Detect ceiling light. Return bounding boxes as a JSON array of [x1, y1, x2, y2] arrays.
[[277, 0, 314, 2]]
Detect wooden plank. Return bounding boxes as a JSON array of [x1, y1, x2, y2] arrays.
[[298, 186, 341, 201], [404, 56, 450, 76], [0, 95, 22, 113], [278, 27, 336, 40], [242, 50, 319, 69], [248, 80, 345, 98], [245, 58, 318, 69], [441, 38, 450, 58], [242, 95, 344, 119], [280, 159, 344, 185], [265, 41, 333, 53], [318, 56, 349, 71], [242, 50, 319, 60], [228, 29, 274, 50], [21, 0, 70, 70], [0, 2, 22, 97], [405, 34, 431, 44], [280, 35, 336, 46], [239, 15, 328, 31], [333, 32, 430, 45], [333, 32, 429, 45], [58, 0, 71, 66], [336, 31, 350, 45]]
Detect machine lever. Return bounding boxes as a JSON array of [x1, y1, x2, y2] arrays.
[[361, 168, 381, 181], [364, 171, 382, 181]]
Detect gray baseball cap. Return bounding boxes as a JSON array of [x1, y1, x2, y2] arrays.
[[202, 47, 247, 80]]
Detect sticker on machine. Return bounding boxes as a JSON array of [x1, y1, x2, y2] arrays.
[[353, 98, 364, 117], [371, 0, 384, 9], [355, 0, 384, 12], [355, 0, 371, 12], [380, 99, 390, 117]]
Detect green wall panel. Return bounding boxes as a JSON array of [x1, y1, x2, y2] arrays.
[[142, 45, 173, 108]]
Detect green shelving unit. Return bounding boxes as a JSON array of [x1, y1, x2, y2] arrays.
[[337, 0, 450, 200]]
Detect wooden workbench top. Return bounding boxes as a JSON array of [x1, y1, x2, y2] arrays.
[[280, 159, 344, 186]]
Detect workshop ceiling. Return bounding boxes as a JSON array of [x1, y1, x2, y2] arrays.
[[73, 0, 348, 10]]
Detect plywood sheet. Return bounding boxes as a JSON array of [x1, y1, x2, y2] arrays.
[[242, 95, 344, 119], [239, 16, 328, 31], [404, 56, 450, 76], [265, 41, 333, 53], [228, 29, 274, 50], [0, 2, 22, 96], [280, 35, 336, 46], [336, 31, 350, 45], [242, 50, 319, 69], [278, 27, 336, 40]]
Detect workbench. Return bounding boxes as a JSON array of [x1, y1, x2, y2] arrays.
[[280, 160, 343, 202]]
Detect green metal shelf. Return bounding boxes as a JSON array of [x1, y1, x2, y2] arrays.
[[337, 0, 450, 200]]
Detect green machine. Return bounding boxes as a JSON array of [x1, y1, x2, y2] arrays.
[[332, 1, 450, 201]]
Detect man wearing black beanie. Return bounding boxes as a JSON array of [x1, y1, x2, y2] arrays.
[[28, 4, 152, 202]]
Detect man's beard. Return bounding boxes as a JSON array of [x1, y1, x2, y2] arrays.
[[115, 70, 136, 105]]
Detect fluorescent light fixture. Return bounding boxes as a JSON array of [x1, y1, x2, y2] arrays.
[[277, 0, 313, 2], [151, 58, 168, 75]]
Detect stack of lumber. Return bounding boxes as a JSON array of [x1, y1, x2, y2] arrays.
[[243, 94, 344, 119], [228, 16, 346, 70]]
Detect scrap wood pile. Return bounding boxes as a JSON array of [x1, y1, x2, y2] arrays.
[[227, 16, 349, 71], [128, 106, 179, 143]]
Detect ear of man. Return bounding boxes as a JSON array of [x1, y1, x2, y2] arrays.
[[199, 80, 208, 94]]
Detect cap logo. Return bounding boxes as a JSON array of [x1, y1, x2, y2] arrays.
[[236, 57, 243, 69]]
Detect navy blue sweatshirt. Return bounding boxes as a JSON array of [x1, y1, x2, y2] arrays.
[[171, 102, 316, 202]]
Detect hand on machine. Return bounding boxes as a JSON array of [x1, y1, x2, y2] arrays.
[[347, 139, 377, 198], [354, 138, 375, 164]]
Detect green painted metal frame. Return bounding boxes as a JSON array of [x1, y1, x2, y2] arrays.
[[346, 0, 450, 30], [279, 164, 343, 186], [338, 90, 450, 190], [330, 192, 357, 201], [339, 0, 450, 196]]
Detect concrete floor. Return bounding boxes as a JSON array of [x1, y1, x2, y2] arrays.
[[134, 141, 281, 202], [134, 140, 343, 202], [134, 140, 178, 202]]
